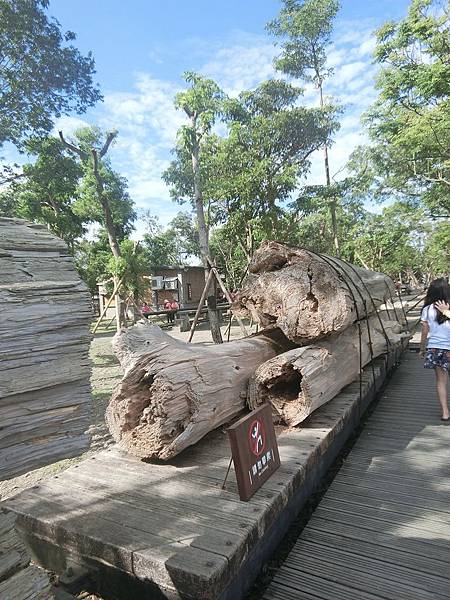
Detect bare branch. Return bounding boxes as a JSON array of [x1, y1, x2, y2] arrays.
[[99, 130, 118, 158], [0, 171, 26, 186], [58, 131, 87, 160]]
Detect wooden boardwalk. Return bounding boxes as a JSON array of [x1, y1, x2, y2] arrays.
[[264, 351, 450, 600]]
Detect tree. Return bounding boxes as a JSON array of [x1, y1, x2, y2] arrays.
[[291, 181, 366, 258], [356, 0, 450, 216], [59, 126, 134, 260], [141, 211, 199, 268], [268, 0, 342, 253], [59, 126, 135, 329], [198, 79, 337, 269], [169, 72, 226, 343], [0, 0, 101, 149], [165, 78, 338, 292], [74, 236, 111, 295], [423, 221, 450, 280], [0, 137, 84, 249], [349, 202, 428, 282]]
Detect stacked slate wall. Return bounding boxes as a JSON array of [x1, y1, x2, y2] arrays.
[[0, 217, 92, 480]]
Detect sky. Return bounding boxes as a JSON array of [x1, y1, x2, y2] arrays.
[[6, 0, 413, 235]]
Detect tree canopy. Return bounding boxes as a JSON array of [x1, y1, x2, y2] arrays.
[[354, 0, 450, 216], [0, 0, 101, 149]]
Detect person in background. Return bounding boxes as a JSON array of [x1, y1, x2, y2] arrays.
[[141, 302, 152, 319], [419, 278, 450, 421], [164, 299, 174, 324], [169, 299, 179, 323]]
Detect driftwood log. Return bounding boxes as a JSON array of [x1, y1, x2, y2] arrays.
[[0, 218, 92, 480], [106, 323, 290, 460], [248, 316, 409, 426], [107, 243, 403, 461], [232, 241, 396, 344]]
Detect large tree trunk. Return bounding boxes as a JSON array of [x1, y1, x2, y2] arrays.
[[248, 315, 409, 426], [191, 131, 223, 344], [106, 323, 290, 460], [232, 241, 396, 345]]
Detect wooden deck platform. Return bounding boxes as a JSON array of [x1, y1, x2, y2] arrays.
[[4, 353, 403, 600], [263, 351, 450, 600], [4, 303, 422, 600]]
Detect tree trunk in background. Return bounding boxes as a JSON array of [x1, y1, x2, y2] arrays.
[[191, 136, 223, 343], [319, 83, 339, 257]]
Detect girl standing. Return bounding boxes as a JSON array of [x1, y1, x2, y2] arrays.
[[420, 278, 450, 421]]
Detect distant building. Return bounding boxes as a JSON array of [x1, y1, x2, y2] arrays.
[[97, 265, 207, 314], [146, 265, 205, 309]]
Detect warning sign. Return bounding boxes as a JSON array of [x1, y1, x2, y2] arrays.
[[249, 419, 265, 456], [227, 404, 281, 502]]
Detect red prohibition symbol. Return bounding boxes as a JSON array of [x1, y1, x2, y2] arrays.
[[249, 419, 266, 456]]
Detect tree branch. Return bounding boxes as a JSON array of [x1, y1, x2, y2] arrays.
[[99, 130, 118, 158], [58, 131, 88, 160], [0, 171, 26, 185]]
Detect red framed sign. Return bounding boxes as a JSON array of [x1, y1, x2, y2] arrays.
[[227, 404, 281, 501]]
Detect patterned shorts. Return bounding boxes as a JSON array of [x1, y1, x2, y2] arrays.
[[424, 348, 450, 372]]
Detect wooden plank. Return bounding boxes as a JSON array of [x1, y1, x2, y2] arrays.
[[318, 497, 450, 535], [299, 528, 450, 579], [264, 353, 450, 600], [0, 564, 53, 600], [324, 489, 450, 524], [266, 567, 387, 600], [325, 480, 450, 514], [292, 539, 449, 598], [331, 471, 450, 499], [282, 551, 446, 600]]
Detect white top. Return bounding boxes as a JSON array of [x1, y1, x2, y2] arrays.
[[420, 304, 450, 350]]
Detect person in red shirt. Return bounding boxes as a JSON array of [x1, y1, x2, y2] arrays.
[[164, 299, 176, 324], [169, 299, 179, 323], [141, 302, 152, 319]]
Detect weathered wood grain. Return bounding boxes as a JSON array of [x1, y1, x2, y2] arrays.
[[106, 323, 289, 460], [0, 508, 52, 597], [249, 315, 409, 425], [0, 217, 92, 480], [233, 241, 396, 344]]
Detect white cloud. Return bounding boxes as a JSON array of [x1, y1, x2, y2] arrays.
[[52, 115, 90, 137], [202, 40, 276, 96], [72, 22, 382, 227], [102, 74, 184, 148], [332, 61, 367, 86]]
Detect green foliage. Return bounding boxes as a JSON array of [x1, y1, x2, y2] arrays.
[[0, 137, 84, 247], [75, 166, 135, 239], [0, 0, 101, 148], [349, 202, 429, 279], [169, 211, 200, 258], [291, 182, 366, 256], [74, 237, 111, 295], [213, 80, 339, 256], [356, 0, 450, 215], [68, 126, 136, 239], [423, 220, 450, 277], [267, 0, 340, 86], [174, 71, 225, 149], [114, 238, 151, 301], [142, 211, 200, 267], [162, 135, 220, 207]]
